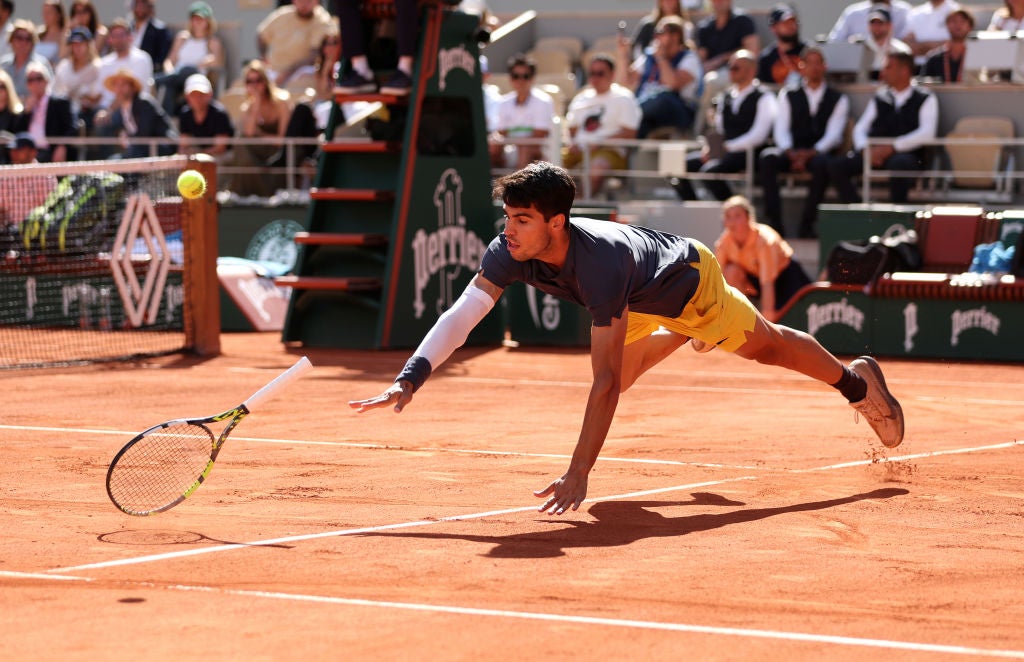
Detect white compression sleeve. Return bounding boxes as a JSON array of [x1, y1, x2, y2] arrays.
[[414, 284, 495, 370]]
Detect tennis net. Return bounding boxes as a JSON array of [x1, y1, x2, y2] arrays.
[[0, 155, 220, 369]]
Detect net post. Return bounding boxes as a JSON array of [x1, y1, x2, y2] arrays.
[[183, 155, 221, 357]]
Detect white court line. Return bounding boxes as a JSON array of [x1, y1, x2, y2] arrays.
[[3, 571, 1023, 659], [0, 570, 91, 582], [47, 439, 1024, 575], [48, 478, 758, 573]]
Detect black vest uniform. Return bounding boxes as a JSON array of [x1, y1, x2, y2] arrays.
[[869, 87, 930, 158], [721, 86, 765, 141], [785, 86, 842, 150]]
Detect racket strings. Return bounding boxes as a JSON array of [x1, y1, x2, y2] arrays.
[[107, 423, 216, 513]]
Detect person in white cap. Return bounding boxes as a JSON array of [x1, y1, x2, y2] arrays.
[[178, 72, 232, 160]]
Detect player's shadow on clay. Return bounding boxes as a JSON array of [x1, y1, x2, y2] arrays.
[[360, 488, 909, 558]]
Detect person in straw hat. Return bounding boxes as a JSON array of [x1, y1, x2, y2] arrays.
[[94, 66, 175, 158]]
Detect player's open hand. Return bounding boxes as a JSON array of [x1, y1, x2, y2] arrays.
[[534, 472, 588, 516], [348, 381, 413, 413]]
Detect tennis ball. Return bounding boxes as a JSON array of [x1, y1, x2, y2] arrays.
[[177, 169, 207, 200]]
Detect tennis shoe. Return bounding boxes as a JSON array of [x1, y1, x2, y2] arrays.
[[337, 70, 376, 94], [380, 70, 412, 96], [849, 356, 904, 448]]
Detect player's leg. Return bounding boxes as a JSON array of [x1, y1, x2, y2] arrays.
[[733, 313, 904, 448], [618, 319, 684, 391]]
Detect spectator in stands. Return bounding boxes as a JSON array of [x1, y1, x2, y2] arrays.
[[630, 0, 693, 61], [18, 61, 76, 162], [230, 60, 292, 197], [489, 53, 555, 169], [759, 46, 849, 238], [257, 0, 335, 89], [697, 0, 760, 74], [94, 67, 176, 159], [0, 1, 13, 62], [335, 0, 417, 96], [66, 1, 108, 58], [52, 27, 101, 133], [825, 50, 938, 204], [694, 0, 759, 135], [757, 4, 805, 87], [919, 7, 973, 82], [156, 1, 224, 117], [986, 0, 1024, 32], [0, 68, 21, 136], [563, 54, 641, 197], [35, 0, 65, 68], [128, 0, 173, 72], [863, 6, 912, 80], [0, 133, 57, 228], [267, 29, 350, 174], [714, 195, 811, 323], [480, 55, 505, 146], [287, 25, 342, 105], [178, 72, 232, 160], [619, 15, 701, 138], [96, 19, 154, 110], [1, 20, 54, 99], [903, 0, 960, 60], [829, 0, 912, 42], [674, 50, 776, 201]]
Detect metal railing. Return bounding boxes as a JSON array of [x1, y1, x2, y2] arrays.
[[47, 135, 323, 192]]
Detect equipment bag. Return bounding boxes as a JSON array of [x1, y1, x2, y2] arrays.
[[20, 173, 125, 256], [825, 224, 921, 285]]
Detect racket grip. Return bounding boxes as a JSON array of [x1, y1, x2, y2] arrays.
[[243, 356, 314, 411]]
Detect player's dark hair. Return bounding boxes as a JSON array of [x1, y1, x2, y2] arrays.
[[493, 162, 576, 224]]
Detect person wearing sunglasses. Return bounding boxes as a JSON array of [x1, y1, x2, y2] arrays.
[[1, 20, 55, 99], [17, 61, 76, 162], [562, 54, 641, 196], [489, 53, 555, 169]]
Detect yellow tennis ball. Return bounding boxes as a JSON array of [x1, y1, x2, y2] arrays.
[[177, 169, 207, 200]]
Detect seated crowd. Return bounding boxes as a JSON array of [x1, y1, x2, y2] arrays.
[[492, 0, 1006, 237], [0, 0, 339, 198], [0, 0, 1016, 228]]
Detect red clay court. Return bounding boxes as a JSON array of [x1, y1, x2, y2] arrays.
[[2, 331, 1022, 659]]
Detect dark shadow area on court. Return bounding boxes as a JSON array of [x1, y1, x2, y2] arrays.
[[357, 488, 909, 558]]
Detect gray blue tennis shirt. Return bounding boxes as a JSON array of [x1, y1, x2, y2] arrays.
[[480, 217, 703, 327]]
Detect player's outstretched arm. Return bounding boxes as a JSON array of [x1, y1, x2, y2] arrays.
[[535, 310, 628, 514], [349, 274, 503, 414]]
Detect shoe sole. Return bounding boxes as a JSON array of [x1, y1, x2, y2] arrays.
[[379, 87, 410, 96], [855, 356, 904, 448]]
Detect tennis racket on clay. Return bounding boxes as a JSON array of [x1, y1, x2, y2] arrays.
[[105, 356, 314, 516]]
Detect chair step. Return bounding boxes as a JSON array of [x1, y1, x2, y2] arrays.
[[293, 232, 389, 247], [332, 91, 410, 105], [322, 141, 401, 154], [309, 188, 394, 202], [275, 276, 384, 292]]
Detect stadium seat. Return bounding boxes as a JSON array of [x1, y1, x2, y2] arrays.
[[914, 206, 1000, 273], [526, 49, 573, 75], [942, 116, 1015, 190], [534, 72, 578, 114], [533, 36, 584, 63]]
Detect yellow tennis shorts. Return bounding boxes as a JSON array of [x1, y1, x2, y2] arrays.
[[625, 240, 758, 353]]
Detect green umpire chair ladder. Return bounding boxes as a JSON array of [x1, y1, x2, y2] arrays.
[[279, 0, 502, 349]]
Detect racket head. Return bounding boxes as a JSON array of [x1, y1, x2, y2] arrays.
[[106, 410, 245, 516]]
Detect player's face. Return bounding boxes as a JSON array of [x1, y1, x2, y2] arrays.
[[502, 204, 560, 263]]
